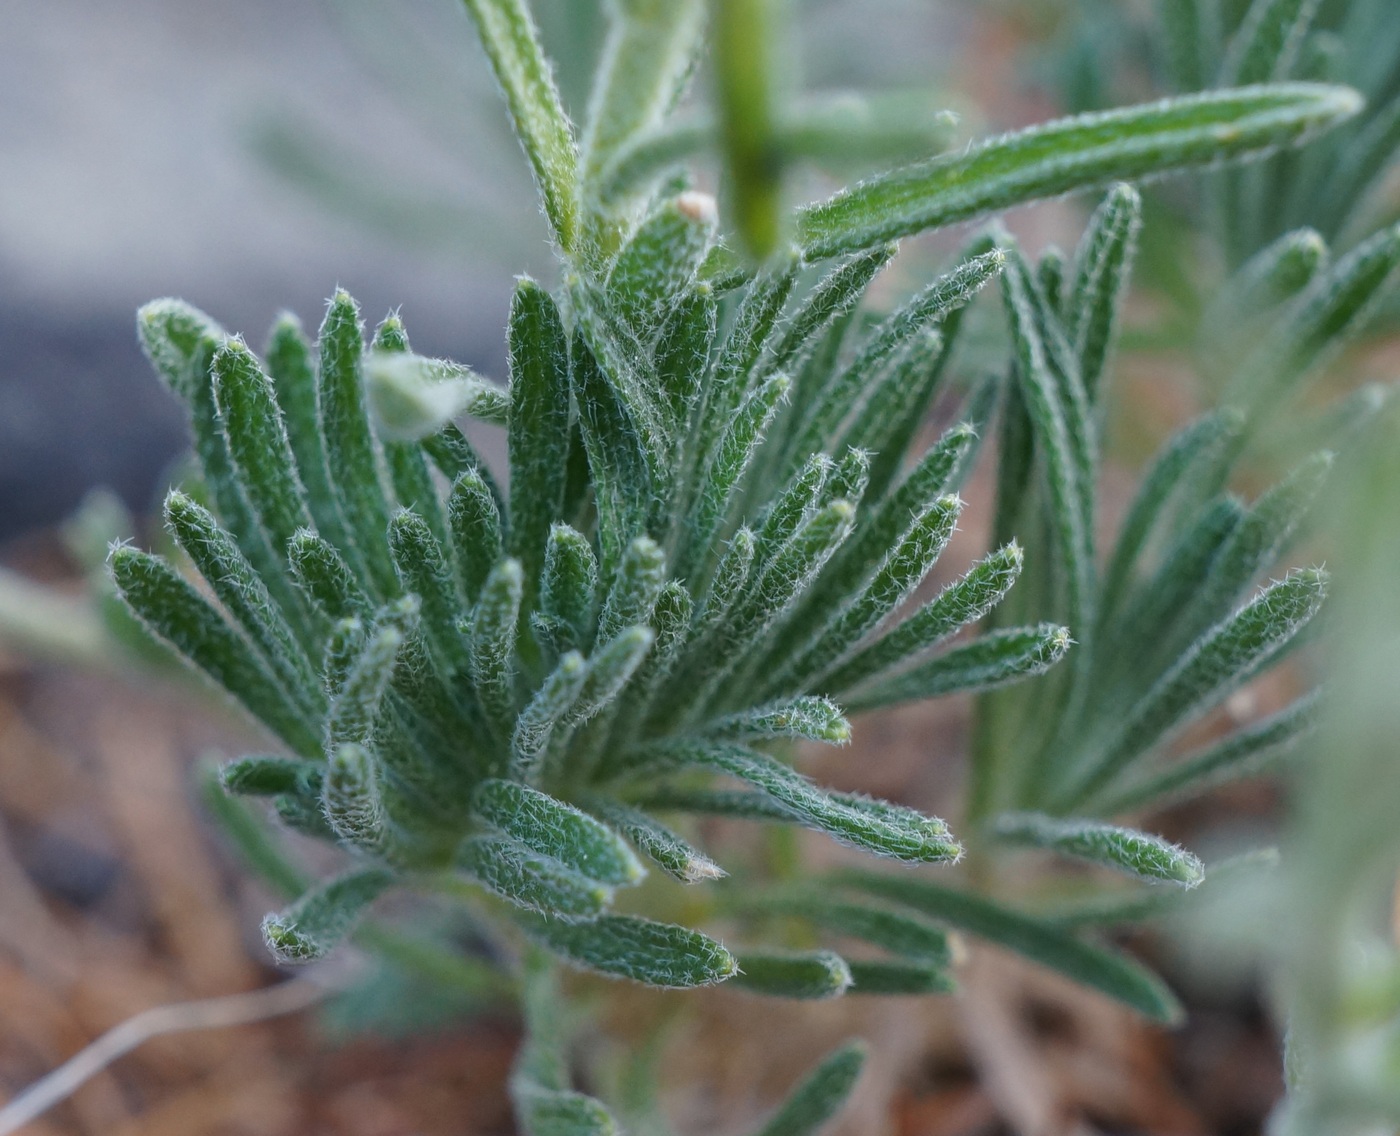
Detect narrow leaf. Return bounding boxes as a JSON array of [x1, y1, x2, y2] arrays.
[[461, 0, 580, 251], [516, 913, 737, 988], [732, 950, 852, 999], [508, 279, 571, 593], [751, 1042, 866, 1136], [317, 290, 397, 596], [580, 798, 725, 883], [473, 779, 644, 887], [219, 755, 317, 797], [838, 872, 1182, 1021], [460, 835, 613, 919], [469, 559, 525, 743], [323, 741, 384, 848], [211, 337, 315, 564], [389, 508, 469, 673], [821, 543, 1025, 694], [701, 696, 851, 745], [840, 622, 1070, 713], [1094, 690, 1321, 813], [1219, 0, 1321, 85], [109, 547, 319, 757], [1066, 568, 1328, 805], [656, 741, 961, 863], [262, 867, 394, 963], [539, 524, 599, 653], [792, 84, 1362, 260], [513, 651, 589, 769], [287, 529, 373, 622], [1066, 182, 1142, 401], [448, 468, 506, 606], [991, 812, 1205, 887], [164, 490, 322, 717]]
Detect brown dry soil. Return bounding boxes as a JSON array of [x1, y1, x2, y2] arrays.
[[0, 533, 1285, 1136]]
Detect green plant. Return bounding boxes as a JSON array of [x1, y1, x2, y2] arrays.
[[101, 0, 1396, 1131]]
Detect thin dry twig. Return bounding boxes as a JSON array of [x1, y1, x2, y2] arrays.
[[0, 971, 346, 1135]]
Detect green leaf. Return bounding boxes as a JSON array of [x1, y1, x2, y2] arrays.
[[653, 285, 717, 431], [820, 543, 1024, 695], [514, 651, 589, 770], [744, 891, 950, 964], [1203, 228, 1327, 343], [579, 798, 725, 883], [219, 755, 317, 797], [508, 279, 572, 595], [198, 761, 306, 900], [211, 337, 316, 567], [327, 597, 416, 749], [837, 872, 1181, 1022], [317, 290, 398, 597], [766, 247, 894, 381], [515, 1086, 621, 1136], [469, 558, 525, 744], [637, 787, 799, 824], [731, 950, 852, 999], [791, 249, 1004, 462], [750, 1041, 866, 1136], [598, 536, 667, 642], [701, 696, 851, 746], [840, 622, 1070, 713], [1159, 451, 1331, 659], [571, 330, 655, 580], [262, 867, 394, 963], [461, 0, 580, 252], [606, 193, 717, 330], [1098, 410, 1243, 626], [1002, 251, 1095, 646], [690, 371, 791, 556], [366, 351, 508, 438], [1219, 0, 1321, 86], [109, 547, 320, 758], [690, 526, 756, 642], [287, 529, 373, 622], [580, 0, 706, 193], [570, 625, 655, 725], [164, 490, 322, 718], [1064, 567, 1328, 806], [658, 741, 960, 863], [459, 835, 613, 919], [1157, 0, 1216, 91], [323, 741, 384, 848], [791, 84, 1362, 260], [776, 495, 962, 694], [472, 779, 644, 887], [517, 913, 737, 988], [448, 468, 506, 606], [824, 422, 978, 592], [844, 959, 954, 996], [388, 508, 469, 673], [136, 297, 224, 403], [1066, 182, 1141, 401], [690, 263, 800, 503], [1093, 690, 1321, 813], [991, 812, 1205, 887], [423, 422, 507, 517], [1227, 222, 1400, 411], [539, 525, 600, 653]]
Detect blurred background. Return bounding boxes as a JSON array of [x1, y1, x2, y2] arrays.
[[0, 0, 999, 542]]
